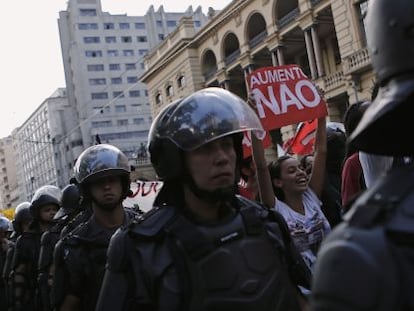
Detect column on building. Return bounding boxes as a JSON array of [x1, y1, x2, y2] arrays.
[[304, 27, 318, 79], [276, 45, 285, 65], [311, 25, 325, 77]]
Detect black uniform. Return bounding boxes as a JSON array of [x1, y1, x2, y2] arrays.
[[52, 209, 136, 310], [2, 233, 18, 310], [11, 230, 42, 311], [96, 197, 311, 311]]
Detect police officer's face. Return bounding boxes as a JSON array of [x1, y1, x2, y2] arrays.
[[185, 136, 236, 191], [89, 175, 123, 209], [39, 204, 58, 222]]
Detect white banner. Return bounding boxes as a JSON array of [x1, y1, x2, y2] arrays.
[[123, 181, 164, 212]]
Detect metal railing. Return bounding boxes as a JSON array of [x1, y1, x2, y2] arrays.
[[248, 31, 268, 49], [277, 8, 300, 29], [224, 49, 241, 66]]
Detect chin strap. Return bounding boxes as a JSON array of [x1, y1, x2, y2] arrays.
[[185, 176, 237, 204]]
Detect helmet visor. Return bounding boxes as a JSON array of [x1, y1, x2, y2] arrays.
[[153, 88, 265, 151]]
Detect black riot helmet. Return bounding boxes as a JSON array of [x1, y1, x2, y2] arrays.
[[54, 184, 82, 220], [12, 202, 32, 233], [30, 185, 62, 219], [74, 144, 131, 199], [148, 87, 264, 181], [350, 0, 414, 156]]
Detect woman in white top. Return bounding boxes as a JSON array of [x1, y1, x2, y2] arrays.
[[266, 117, 330, 271]]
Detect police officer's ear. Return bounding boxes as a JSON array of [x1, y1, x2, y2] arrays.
[[150, 138, 182, 181]]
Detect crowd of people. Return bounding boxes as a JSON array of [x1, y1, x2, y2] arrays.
[[1, 0, 413, 310]]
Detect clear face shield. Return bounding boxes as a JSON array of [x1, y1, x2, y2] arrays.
[[148, 87, 265, 151]]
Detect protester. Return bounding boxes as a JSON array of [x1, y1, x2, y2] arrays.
[[52, 144, 137, 311], [96, 88, 311, 311], [238, 156, 259, 200], [12, 186, 61, 311], [267, 117, 330, 272], [341, 100, 369, 210], [312, 0, 414, 309]]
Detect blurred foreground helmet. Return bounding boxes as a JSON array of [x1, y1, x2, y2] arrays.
[[148, 88, 264, 180], [0, 216, 12, 232], [54, 184, 82, 220], [30, 185, 62, 218], [13, 202, 32, 232], [350, 0, 414, 156]]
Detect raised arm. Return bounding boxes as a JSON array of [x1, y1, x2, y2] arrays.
[[309, 117, 327, 198]]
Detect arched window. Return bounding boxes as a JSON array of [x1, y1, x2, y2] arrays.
[[166, 85, 174, 97], [177, 75, 186, 88], [155, 93, 163, 105]]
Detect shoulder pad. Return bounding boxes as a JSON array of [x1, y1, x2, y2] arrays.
[[106, 226, 129, 271], [312, 223, 400, 310], [129, 205, 176, 238], [60, 221, 89, 245]]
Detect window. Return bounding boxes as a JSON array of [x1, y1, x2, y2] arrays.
[[119, 23, 130, 29], [356, 0, 369, 46], [123, 50, 134, 56], [194, 20, 201, 27], [104, 23, 114, 30], [87, 64, 104, 71], [127, 76, 138, 83], [158, 34, 165, 41], [167, 20, 177, 27], [111, 77, 122, 84], [89, 78, 106, 85], [137, 36, 147, 42], [105, 36, 116, 43], [166, 85, 174, 97], [156, 20, 163, 27], [80, 9, 96, 16], [140, 63, 145, 70], [85, 50, 102, 57], [91, 120, 112, 128], [129, 90, 140, 97], [107, 50, 118, 57], [138, 49, 148, 56], [91, 92, 108, 99], [109, 64, 121, 70], [117, 119, 129, 126], [133, 118, 145, 125], [135, 22, 145, 29], [155, 93, 162, 105], [145, 90, 148, 96], [83, 36, 100, 44], [121, 36, 132, 43], [125, 63, 136, 70], [115, 105, 127, 112], [113, 91, 125, 98], [177, 75, 185, 88], [93, 106, 110, 114], [78, 23, 98, 30]]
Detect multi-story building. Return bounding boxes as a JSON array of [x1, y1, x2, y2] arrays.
[[0, 136, 19, 210], [14, 88, 81, 200], [141, 0, 373, 146], [58, 0, 210, 162]]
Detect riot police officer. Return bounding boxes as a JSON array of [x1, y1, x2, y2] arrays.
[[0, 216, 12, 307], [37, 183, 83, 311], [3, 202, 32, 310], [96, 88, 311, 311], [311, 0, 414, 310], [12, 186, 61, 311], [52, 144, 137, 311]]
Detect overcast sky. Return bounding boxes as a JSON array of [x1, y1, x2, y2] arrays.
[[0, 0, 231, 138]]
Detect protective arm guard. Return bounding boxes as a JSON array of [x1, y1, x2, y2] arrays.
[[95, 228, 129, 311], [311, 224, 400, 311]]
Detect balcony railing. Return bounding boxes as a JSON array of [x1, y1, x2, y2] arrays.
[[277, 8, 300, 29], [203, 68, 217, 81], [249, 31, 268, 49], [323, 70, 345, 91], [343, 47, 371, 74], [311, 0, 322, 7], [224, 49, 241, 66]]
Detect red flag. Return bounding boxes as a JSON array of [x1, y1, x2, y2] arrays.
[[289, 119, 317, 155], [242, 130, 272, 158]]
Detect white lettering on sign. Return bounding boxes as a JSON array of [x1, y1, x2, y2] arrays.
[[251, 81, 320, 118], [250, 67, 307, 88]]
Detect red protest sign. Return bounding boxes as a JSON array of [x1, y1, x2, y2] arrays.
[[247, 65, 327, 131], [242, 130, 272, 158]]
